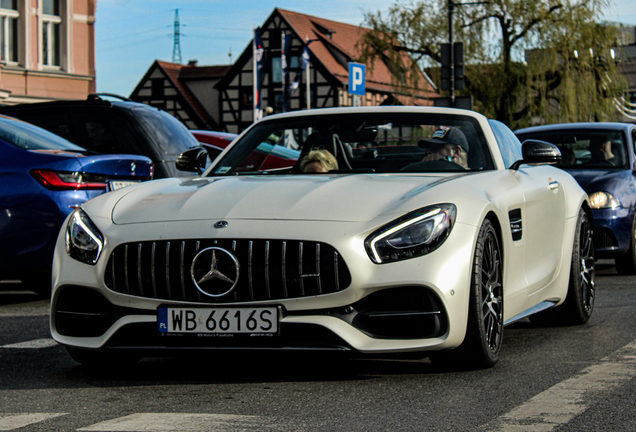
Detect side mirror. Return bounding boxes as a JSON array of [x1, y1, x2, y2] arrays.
[[176, 147, 208, 175], [510, 139, 562, 170]]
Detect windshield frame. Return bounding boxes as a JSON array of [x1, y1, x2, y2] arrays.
[[207, 112, 494, 176]]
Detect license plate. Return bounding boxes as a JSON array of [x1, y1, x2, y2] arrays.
[[157, 307, 278, 335], [107, 180, 140, 191]]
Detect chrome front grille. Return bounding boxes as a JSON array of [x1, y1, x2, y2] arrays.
[[104, 239, 352, 303]]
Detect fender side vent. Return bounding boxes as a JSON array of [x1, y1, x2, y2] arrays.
[[509, 209, 522, 241]]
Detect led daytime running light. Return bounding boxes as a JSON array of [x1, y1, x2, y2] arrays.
[[65, 209, 104, 265], [369, 209, 441, 263]]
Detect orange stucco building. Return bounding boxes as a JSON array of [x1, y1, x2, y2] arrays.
[[0, 0, 96, 104]]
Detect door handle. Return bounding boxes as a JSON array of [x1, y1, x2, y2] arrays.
[[549, 180, 559, 191]]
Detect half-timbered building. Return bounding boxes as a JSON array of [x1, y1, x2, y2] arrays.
[[130, 60, 230, 130], [215, 8, 439, 134]]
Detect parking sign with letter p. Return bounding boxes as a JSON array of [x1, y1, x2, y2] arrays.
[[349, 63, 366, 96]]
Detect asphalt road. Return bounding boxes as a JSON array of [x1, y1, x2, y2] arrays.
[[1, 262, 635, 432]]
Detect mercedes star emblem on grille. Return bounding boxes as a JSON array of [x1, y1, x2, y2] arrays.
[[214, 221, 228, 228], [190, 247, 240, 297]]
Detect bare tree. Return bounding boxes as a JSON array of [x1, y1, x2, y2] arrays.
[[359, 0, 626, 128]]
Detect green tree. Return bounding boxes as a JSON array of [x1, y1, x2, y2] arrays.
[[360, 0, 626, 128]]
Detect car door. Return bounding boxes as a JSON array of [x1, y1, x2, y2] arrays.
[[514, 166, 567, 293], [490, 120, 567, 295]]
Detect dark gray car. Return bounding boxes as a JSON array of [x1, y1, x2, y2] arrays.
[[0, 95, 200, 178]]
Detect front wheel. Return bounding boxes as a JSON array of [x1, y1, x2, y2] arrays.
[[430, 218, 503, 369]]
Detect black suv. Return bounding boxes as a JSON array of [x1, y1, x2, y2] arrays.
[[0, 95, 200, 178]]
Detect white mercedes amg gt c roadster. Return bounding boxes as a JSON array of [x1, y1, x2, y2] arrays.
[[51, 106, 595, 369]]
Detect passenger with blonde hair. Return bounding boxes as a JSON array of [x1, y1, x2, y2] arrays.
[[299, 149, 339, 173]]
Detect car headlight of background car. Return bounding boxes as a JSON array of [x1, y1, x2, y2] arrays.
[[589, 191, 621, 210], [365, 204, 456, 264], [65, 209, 104, 265]]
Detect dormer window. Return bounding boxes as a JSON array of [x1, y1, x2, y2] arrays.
[[312, 21, 336, 39]]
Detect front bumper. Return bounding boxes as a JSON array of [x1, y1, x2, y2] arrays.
[[50, 218, 477, 356], [592, 207, 633, 257], [52, 284, 448, 355]]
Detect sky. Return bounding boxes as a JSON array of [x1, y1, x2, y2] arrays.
[[95, 0, 636, 97]]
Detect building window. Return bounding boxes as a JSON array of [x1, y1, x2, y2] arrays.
[[271, 56, 299, 84], [0, 0, 18, 63], [239, 88, 252, 109], [272, 57, 282, 83], [42, 0, 61, 67], [151, 78, 164, 97]]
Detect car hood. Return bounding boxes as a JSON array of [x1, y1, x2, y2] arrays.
[[565, 168, 631, 195], [110, 174, 464, 224]]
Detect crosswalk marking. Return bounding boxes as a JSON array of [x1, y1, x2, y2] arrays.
[[0, 338, 58, 349], [77, 413, 263, 431], [1, 340, 635, 431], [0, 413, 67, 431], [481, 337, 636, 431]]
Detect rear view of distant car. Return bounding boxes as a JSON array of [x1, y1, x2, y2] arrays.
[[0, 115, 153, 295]]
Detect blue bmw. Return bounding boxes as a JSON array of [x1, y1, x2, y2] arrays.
[[516, 122, 636, 274], [0, 115, 153, 294]]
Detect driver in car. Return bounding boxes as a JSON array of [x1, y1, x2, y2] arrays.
[[589, 138, 616, 165], [419, 126, 470, 169]]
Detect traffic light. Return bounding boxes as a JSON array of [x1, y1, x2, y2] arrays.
[[453, 42, 464, 90], [440, 42, 464, 91], [440, 43, 452, 91]]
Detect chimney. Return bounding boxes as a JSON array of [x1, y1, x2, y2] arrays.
[[187, 60, 198, 67]]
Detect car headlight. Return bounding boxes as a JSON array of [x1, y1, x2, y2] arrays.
[[65, 209, 104, 265], [589, 191, 621, 210], [365, 204, 456, 264]]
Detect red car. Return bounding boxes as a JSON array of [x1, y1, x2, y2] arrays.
[[190, 130, 299, 171], [191, 130, 237, 160]]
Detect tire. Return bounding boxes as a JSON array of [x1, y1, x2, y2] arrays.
[[66, 347, 141, 368], [615, 214, 636, 275], [530, 208, 595, 326], [430, 218, 503, 369]]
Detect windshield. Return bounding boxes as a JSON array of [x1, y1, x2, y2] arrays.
[[517, 129, 629, 169], [132, 106, 200, 155], [211, 112, 494, 175], [0, 116, 87, 151]]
